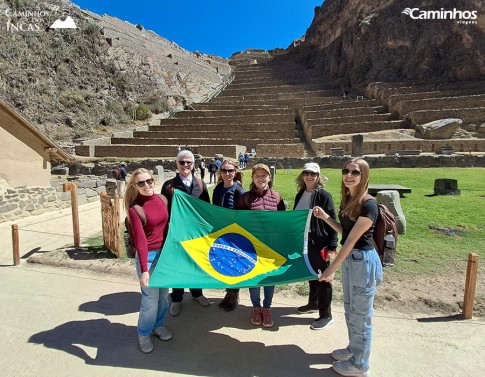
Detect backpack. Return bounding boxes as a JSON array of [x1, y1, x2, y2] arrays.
[[364, 195, 398, 265], [124, 194, 167, 258], [112, 167, 121, 179], [209, 162, 218, 172]]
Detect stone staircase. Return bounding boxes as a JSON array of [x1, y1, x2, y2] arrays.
[[75, 53, 340, 159]]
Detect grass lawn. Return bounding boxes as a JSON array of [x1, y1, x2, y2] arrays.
[[228, 167, 485, 279]]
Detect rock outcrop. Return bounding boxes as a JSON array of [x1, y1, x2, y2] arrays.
[[299, 0, 485, 87], [414, 118, 463, 139]]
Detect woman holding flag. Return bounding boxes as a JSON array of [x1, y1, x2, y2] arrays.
[[312, 158, 383, 377], [124, 168, 172, 354], [212, 160, 246, 312], [294, 162, 338, 330], [237, 163, 286, 328]]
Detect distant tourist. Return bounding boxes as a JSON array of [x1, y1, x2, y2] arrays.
[[208, 158, 219, 184], [312, 158, 383, 377], [238, 152, 244, 169], [199, 159, 206, 181]]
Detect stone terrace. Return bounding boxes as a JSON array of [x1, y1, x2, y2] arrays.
[[75, 53, 340, 159], [305, 79, 485, 155]]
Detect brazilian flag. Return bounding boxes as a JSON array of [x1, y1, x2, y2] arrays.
[[149, 190, 316, 288]]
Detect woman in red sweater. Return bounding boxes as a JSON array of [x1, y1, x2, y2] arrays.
[[124, 168, 171, 354]]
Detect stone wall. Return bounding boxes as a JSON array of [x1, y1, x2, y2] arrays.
[[0, 178, 103, 223], [312, 139, 485, 156]]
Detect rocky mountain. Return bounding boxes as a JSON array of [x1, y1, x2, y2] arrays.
[[0, 0, 231, 146], [299, 0, 485, 89]]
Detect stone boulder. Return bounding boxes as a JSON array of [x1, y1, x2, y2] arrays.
[[414, 118, 463, 139]]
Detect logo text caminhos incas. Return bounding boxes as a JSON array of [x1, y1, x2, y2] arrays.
[[402, 8, 478, 22]]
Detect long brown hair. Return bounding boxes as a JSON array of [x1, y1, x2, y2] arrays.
[[339, 158, 370, 220], [123, 168, 155, 210], [216, 160, 244, 185]]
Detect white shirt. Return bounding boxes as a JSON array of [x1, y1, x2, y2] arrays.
[[181, 174, 193, 187]]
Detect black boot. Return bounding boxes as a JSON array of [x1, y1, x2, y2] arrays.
[[224, 291, 239, 312]]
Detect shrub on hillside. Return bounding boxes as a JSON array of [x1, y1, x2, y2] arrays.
[[135, 104, 152, 120]]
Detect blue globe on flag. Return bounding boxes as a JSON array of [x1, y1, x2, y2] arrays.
[[209, 233, 257, 277]]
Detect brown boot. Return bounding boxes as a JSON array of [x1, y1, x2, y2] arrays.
[[250, 307, 262, 326]]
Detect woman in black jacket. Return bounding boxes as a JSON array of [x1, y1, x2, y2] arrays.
[[293, 162, 338, 330]]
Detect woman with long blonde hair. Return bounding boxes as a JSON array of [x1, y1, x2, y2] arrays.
[[125, 168, 172, 354], [312, 158, 382, 377]]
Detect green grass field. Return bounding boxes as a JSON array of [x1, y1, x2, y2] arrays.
[[227, 167, 485, 278]]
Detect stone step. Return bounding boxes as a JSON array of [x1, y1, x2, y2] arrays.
[[306, 113, 393, 124], [220, 85, 338, 97], [149, 124, 296, 133], [214, 90, 341, 102], [175, 108, 294, 118], [310, 120, 404, 138], [304, 106, 387, 118], [136, 130, 297, 138], [112, 137, 301, 149], [300, 99, 379, 111], [387, 87, 485, 108], [158, 114, 293, 125], [192, 103, 293, 111], [396, 94, 485, 115], [408, 106, 485, 125]]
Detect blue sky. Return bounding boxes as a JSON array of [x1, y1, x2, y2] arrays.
[[71, 0, 322, 58]]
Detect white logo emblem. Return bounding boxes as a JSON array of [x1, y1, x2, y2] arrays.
[[49, 16, 77, 29]]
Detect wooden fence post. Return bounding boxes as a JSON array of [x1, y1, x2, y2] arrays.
[[463, 253, 479, 319], [12, 224, 20, 266], [63, 182, 80, 247]]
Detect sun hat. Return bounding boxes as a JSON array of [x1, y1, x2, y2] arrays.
[[302, 162, 320, 174], [252, 163, 271, 175]]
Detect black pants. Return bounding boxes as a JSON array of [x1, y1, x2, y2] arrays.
[[171, 288, 202, 302], [307, 239, 332, 318], [307, 279, 332, 318]]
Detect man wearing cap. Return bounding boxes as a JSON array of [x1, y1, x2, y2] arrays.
[[293, 162, 338, 330]]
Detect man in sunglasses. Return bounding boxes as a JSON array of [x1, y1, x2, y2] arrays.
[[161, 150, 211, 316]]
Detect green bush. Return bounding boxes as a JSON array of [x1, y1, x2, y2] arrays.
[[136, 103, 152, 120], [149, 100, 168, 114]]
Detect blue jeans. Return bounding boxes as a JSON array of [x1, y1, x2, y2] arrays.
[[249, 286, 275, 308], [136, 251, 169, 337], [342, 248, 383, 371]]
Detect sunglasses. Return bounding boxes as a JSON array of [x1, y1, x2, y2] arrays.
[[178, 160, 193, 166], [135, 178, 154, 187], [221, 169, 235, 174], [302, 171, 318, 177], [342, 168, 361, 177]]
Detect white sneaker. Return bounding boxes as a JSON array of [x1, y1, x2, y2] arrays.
[[153, 326, 172, 341], [193, 295, 211, 307], [138, 335, 153, 354], [170, 302, 181, 316], [333, 360, 369, 377]]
